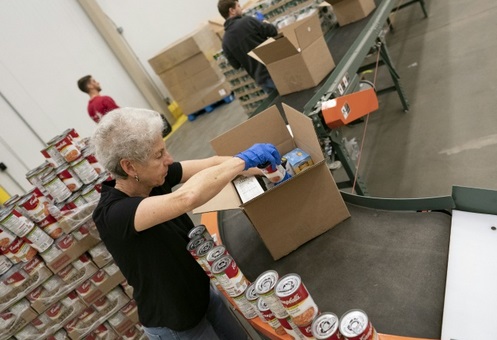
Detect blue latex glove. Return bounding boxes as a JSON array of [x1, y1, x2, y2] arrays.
[[235, 143, 281, 171]]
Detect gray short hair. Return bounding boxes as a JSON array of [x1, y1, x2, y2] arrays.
[[91, 107, 164, 179]]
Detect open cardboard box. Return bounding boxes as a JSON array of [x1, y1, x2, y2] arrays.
[[194, 104, 350, 260], [248, 11, 335, 95]]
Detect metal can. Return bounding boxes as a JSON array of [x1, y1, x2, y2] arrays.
[[58, 192, 87, 212], [70, 156, 99, 184], [17, 190, 50, 223], [54, 133, 81, 163], [254, 270, 288, 319], [211, 255, 249, 297], [206, 244, 228, 266], [41, 170, 72, 203], [186, 235, 207, 258], [339, 309, 377, 340], [81, 184, 100, 203], [195, 239, 216, 279], [275, 273, 319, 327], [298, 322, 315, 339], [278, 316, 304, 339], [36, 214, 64, 239], [245, 283, 266, 322], [0, 207, 35, 237], [257, 298, 287, 336], [312, 312, 342, 340], [257, 161, 291, 184], [82, 147, 106, 175], [23, 226, 54, 252], [41, 139, 66, 168], [5, 237, 37, 263], [56, 164, 83, 192], [232, 287, 258, 319], [0, 254, 13, 275], [188, 224, 212, 240], [3, 194, 21, 208], [0, 225, 17, 248]]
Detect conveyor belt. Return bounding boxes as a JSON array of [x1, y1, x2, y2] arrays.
[[218, 204, 450, 339]]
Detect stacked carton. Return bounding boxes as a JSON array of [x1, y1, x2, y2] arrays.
[[148, 25, 232, 116]]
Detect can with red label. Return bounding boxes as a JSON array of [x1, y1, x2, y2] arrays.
[[23, 226, 54, 252], [298, 322, 315, 339], [312, 312, 342, 340], [56, 164, 83, 192], [54, 134, 81, 163], [188, 224, 212, 240], [58, 192, 87, 212], [17, 190, 50, 223], [0, 207, 35, 237], [232, 287, 258, 320], [0, 225, 17, 249], [205, 244, 228, 266], [0, 254, 13, 275], [36, 214, 64, 239], [186, 235, 207, 258], [41, 137, 67, 168], [257, 298, 288, 336], [339, 309, 377, 340], [3, 194, 21, 208], [41, 170, 72, 203], [70, 156, 99, 184], [82, 147, 106, 175], [245, 283, 266, 322], [254, 270, 288, 319], [6, 237, 38, 263], [278, 316, 304, 339], [56, 234, 75, 251], [275, 273, 319, 327], [211, 255, 249, 297]]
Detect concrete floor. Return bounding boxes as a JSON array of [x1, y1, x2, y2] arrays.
[[165, 0, 497, 224]]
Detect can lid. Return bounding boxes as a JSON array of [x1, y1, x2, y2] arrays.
[[3, 194, 21, 207], [206, 245, 226, 263], [245, 283, 258, 301], [211, 254, 233, 274], [257, 297, 270, 311], [186, 236, 206, 252], [195, 239, 215, 257], [275, 273, 301, 297], [311, 312, 339, 339], [254, 269, 279, 295], [339, 309, 369, 337], [188, 224, 207, 239], [46, 134, 62, 145]]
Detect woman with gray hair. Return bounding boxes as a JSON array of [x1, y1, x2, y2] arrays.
[[92, 107, 280, 340]]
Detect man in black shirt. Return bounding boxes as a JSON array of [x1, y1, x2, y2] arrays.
[[218, 0, 278, 93]]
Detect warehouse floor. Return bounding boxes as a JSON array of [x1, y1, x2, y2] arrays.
[[162, 0, 496, 338]]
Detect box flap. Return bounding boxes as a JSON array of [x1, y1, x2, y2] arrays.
[[250, 36, 299, 65], [193, 183, 241, 214], [283, 103, 324, 163], [293, 11, 323, 50], [210, 105, 295, 156]]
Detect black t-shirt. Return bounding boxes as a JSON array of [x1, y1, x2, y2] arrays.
[[92, 162, 210, 330]]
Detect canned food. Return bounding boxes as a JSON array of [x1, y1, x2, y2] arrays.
[[232, 288, 258, 319], [257, 161, 291, 184], [254, 270, 288, 319], [186, 235, 207, 258], [56, 164, 83, 192], [257, 298, 287, 336], [0, 254, 13, 275], [17, 191, 50, 223], [211, 255, 249, 297], [70, 156, 99, 184], [206, 244, 228, 266], [39, 242, 62, 262], [298, 322, 315, 339], [195, 239, 215, 264], [36, 214, 64, 239], [5, 237, 37, 263], [58, 192, 87, 212], [3, 194, 21, 207], [81, 184, 100, 202], [54, 134, 81, 163], [41, 141, 66, 168], [278, 316, 303, 339], [188, 224, 212, 240], [23, 226, 54, 252], [312, 312, 342, 340], [82, 149, 106, 175], [41, 171, 72, 202], [0, 207, 35, 237], [339, 309, 377, 340], [275, 273, 319, 327], [0, 225, 17, 248], [245, 283, 266, 322]]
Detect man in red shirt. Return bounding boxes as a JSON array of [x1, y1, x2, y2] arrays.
[[77, 75, 119, 123]]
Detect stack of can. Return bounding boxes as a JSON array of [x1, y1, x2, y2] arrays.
[[28, 128, 110, 213]]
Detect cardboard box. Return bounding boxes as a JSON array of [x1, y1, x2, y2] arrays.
[[148, 24, 222, 75], [249, 12, 335, 95], [325, 0, 376, 26], [194, 104, 350, 260], [159, 53, 222, 85], [207, 17, 225, 41], [75, 263, 125, 305], [176, 80, 232, 115], [107, 300, 139, 335], [162, 67, 225, 101], [0, 299, 37, 339]]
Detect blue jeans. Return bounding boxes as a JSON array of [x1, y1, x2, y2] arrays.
[[143, 286, 248, 340]]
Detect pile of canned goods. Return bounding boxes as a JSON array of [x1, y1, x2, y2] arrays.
[[186, 224, 378, 340]]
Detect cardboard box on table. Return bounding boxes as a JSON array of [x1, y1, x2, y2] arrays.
[[194, 104, 350, 260], [249, 12, 335, 95], [325, 0, 376, 26]]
